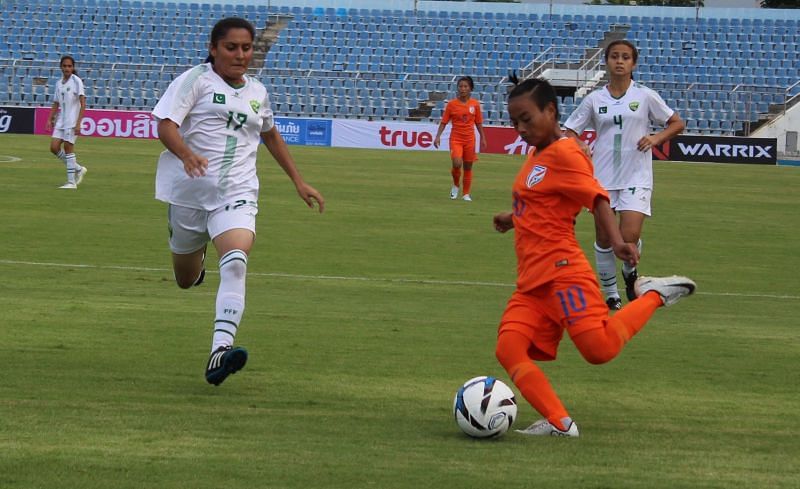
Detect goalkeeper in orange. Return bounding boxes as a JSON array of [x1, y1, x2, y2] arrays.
[[492, 75, 696, 437], [434, 76, 487, 202]]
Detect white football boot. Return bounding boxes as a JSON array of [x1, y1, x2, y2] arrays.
[[516, 418, 579, 437], [450, 185, 459, 200], [75, 166, 88, 186], [634, 275, 696, 307], [462, 194, 472, 202], [58, 182, 77, 189]]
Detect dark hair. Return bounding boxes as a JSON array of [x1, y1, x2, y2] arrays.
[[507, 72, 559, 121], [604, 40, 638, 64], [59, 55, 78, 77], [456, 76, 474, 90], [205, 17, 256, 64]]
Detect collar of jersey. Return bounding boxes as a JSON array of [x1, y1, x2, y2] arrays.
[[605, 82, 632, 100]]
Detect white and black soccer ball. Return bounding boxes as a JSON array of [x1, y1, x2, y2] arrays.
[[453, 376, 517, 438]]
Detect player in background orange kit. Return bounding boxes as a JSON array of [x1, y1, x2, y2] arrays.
[[433, 76, 487, 202], [492, 75, 696, 437]]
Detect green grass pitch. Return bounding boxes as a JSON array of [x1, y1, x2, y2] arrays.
[[0, 134, 798, 488]]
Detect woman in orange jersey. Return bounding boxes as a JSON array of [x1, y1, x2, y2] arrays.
[[492, 75, 696, 437], [433, 76, 487, 202]]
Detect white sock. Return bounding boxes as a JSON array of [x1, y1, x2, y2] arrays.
[[55, 149, 67, 165], [211, 249, 248, 353], [594, 242, 619, 299], [622, 239, 642, 276], [65, 153, 78, 184]]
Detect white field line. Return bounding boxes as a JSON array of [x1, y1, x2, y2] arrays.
[[0, 259, 797, 300]]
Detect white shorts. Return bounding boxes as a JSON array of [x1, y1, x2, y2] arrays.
[[167, 200, 258, 254], [609, 187, 652, 216], [52, 127, 78, 144]]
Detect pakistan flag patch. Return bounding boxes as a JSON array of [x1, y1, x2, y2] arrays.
[[249, 100, 261, 114], [629, 101, 640, 112], [212, 93, 226, 104], [599, 106, 607, 114]]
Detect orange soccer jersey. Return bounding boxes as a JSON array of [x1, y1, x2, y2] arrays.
[[441, 98, 483, 142], [511, 137, 609, 293]]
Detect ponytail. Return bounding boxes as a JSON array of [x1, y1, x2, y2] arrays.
[[507, 71, 560, 121]]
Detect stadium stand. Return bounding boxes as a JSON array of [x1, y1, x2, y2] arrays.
[[0, 0, 798, 135]]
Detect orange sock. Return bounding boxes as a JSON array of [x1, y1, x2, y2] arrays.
[[610, 291, 663, 341], [496, 331, 570, 430], [451, 167, 461, 187], [462, 168, 473, 195], [571, 291, 663, 364]]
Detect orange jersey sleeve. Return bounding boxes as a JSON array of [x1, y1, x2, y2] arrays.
[[510, 138, 609, 292], [443, 98, 482, 142], [441, 100, 453, 126]]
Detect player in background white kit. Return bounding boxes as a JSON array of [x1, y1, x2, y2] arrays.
[[46, 55, 88, 189], [565, 40, 685, 310], [153, 17, 325, 386]]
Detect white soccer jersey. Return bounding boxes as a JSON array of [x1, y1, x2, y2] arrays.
[[153, 63, 275, 211], [52, 74, 85, 129], [564, 81, 673, 190]]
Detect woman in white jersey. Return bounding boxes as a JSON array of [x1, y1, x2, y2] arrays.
[[564, 40, 685, 310], [46, 55, 87, 189], [153, 17, 325, 386]]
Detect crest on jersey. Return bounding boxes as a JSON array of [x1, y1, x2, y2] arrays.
[[249, 100, 261, 114], [469, 106, 475, 114], [213, 93, 226, 104], [629, 101, 640, 112], [599, 106, 607, 114], [526, 165, 547, 187]]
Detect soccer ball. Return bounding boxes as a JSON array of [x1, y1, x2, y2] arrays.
[[453, 376, 517, 438]]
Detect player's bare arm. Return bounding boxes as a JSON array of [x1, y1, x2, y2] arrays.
[[75, 95, 86, 134], [477, 123, 487, 152], [261, 127, 325, 213], [433, 121, 447, 149], [493, 212, 514, 233], [565, 128, 591, 157], [46, 102, 59, 131], [637, 112, 685, 151], [157, 119, 208, 177]]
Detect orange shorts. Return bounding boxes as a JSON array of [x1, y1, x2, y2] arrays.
[[498, 274, 608, 361], [449, 139, 477, 163]]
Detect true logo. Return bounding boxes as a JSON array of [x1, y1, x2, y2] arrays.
[[599, 106, 607, 114], [629, 101, 640, 111], [526, 165, 547, 187], [249, 100, 261, 113], [213, 93, 226, 104]]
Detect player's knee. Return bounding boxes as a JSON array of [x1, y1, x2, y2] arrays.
[[175, 279, 194, 289], [173, 268, 203, 289], [495, 334, 523, 370], [219, 250, 247, 280], [579, 347, 617, 365], [175, 275, 195, 289], [495, 344, 511, 369]]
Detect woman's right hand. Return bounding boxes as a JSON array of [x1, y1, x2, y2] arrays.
[[180, 152, 208, 178], [433, 136, 441, 149], [493, 212, 514, 233]]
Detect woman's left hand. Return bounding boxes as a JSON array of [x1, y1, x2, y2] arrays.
[[637, 135, 660, 152], [296, 182, 325, 213]]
